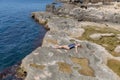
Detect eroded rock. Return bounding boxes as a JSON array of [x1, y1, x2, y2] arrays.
[[89, 33, 102, 40], [21, 2, 120, 80], [89, 33, 115, 40], [21, 42, 119, 80], [117, 34, 120, 40], [114, 45, 120, 53]]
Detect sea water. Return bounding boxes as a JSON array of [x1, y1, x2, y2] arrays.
[[0, 0, 53, 71]]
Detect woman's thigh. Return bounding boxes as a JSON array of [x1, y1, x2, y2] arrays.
[[62, 45, 70, 49]]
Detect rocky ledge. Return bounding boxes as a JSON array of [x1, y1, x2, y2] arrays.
[[20, 1, 120, 80]]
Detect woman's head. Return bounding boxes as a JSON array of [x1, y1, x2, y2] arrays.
[[74, 41, 82, 47], [76, 43, 80, 46]]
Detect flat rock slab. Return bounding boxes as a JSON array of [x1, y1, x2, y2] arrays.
[[24, 3, 120, 80], [89, 33, 115, 40], [21, 41, 119, 80], [114, 45, 120, 53]]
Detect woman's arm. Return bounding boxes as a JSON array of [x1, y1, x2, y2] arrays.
[[75, 46, 78, 53]]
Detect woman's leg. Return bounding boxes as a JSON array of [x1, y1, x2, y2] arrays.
[[55, 45, 70, 50], [61, 45, 70, 50]]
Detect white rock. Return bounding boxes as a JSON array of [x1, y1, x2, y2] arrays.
[[89, 33, 102, 40], [101, 33, 115, 37], [114, 45, 120, 53], [117, 34, 120, 37], [90, 33, 115, 40], [117, 34, 120, 40], [117, 37, 120, 40]]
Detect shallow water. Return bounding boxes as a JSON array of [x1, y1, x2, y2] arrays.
[[0, 0, 53, 71]]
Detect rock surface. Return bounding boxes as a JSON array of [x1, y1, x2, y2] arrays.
[[20, 1, 120, 80], [56, 0, 116, 3], [21, 44, 119, 80], [56, 2, 120, 23], [114, 45, 120, 53], [89, 33, 115, 40], [117, 34, 120, 40], [89, 33, 102, 40]]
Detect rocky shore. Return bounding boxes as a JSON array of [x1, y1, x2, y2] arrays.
[[10, 1, 120, 80]]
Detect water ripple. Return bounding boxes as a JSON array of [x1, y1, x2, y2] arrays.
[[0, 0, 53, 71]]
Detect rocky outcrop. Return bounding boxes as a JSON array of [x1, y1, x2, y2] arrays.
[[117, 34, 120, 40], [114, 45, 120, 53], [52, 2, 120, 23], [89, 33, 115, 40], [70, 4, 120, 23], [46, 4, 56, 13], [20, 1, 120, 80], [56, 0, 117, 3], [21, 43, 119, 80], [21, 8, 120, 80]]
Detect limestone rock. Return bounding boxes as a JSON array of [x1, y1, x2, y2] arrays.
[[101, 33, 115, 37], [22, 11, 120, 79], [117, 34, 120, 40], [47, 17, 78, 31], [68, 3, 120, 23], [70, 8, 86, 21], [56, 0, 115, 3], [31, 12, 55, 24], [67, 28, 85, 37], [89, 33, 102, 40], [90, 33, 115, 40], [42, 31, 71, 47], [117, 37, 120, 40], [114, 45, 120, 53], [57, 3, 76, 15], [46, 4, 56, 13], [21, 41, 120, 80], [23, 2, 120, 80]]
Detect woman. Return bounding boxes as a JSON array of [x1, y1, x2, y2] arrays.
[[54, 43, 82, 53]]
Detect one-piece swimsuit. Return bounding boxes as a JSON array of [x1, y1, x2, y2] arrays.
[[68, 43, 75, 49]]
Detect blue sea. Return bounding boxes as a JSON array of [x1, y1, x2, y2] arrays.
[[0, 0, 53, 71]]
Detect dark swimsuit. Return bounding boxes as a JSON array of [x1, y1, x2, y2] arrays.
[[68, 43, 76, 49]]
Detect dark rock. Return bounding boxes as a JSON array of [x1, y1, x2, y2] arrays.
[[46, 4, 55, 13], [56, 0, 115, 4], [0, 62, 26, 80]]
